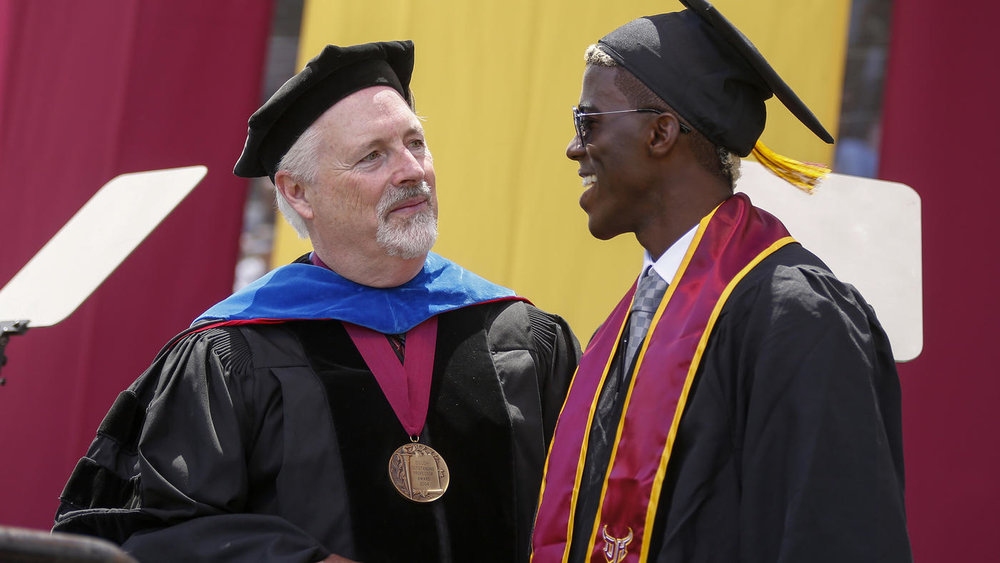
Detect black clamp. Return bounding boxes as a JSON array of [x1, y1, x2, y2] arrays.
[[0, 320, 30, 386]]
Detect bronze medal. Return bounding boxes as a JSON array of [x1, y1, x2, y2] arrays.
[[344, 318, 449, 503], [388, 442, 450, 502]]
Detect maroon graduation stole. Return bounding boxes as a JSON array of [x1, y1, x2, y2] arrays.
[[532, 194, 794, 562]]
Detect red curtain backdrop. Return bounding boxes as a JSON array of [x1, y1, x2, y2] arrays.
[[0, 0, 272, 529], [881, 1, 1000, 561]]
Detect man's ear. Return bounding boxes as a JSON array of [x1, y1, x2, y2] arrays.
[[648, 113, 683, 158], [274, 171, 314, 220]]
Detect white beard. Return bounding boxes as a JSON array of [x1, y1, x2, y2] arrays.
[[375, 181, 438, 259]]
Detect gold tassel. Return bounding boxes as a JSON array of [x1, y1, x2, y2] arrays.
[[751, 140, 831, 193]]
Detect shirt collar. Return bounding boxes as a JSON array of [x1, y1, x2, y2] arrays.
[[642, 224, 698, 284]]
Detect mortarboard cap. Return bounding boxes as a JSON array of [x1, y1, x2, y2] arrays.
[[234, 40, 414, 179], [597, 0, 833, 189]]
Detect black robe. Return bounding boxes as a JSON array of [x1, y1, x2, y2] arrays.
[[569, 243, 911, 562], [54, 300, 579, 563]]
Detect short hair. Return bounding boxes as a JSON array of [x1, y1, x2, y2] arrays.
[[584, 45, 741, 189], [273, 123, 325, 239]]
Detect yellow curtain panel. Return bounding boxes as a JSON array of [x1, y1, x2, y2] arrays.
[[273, 0, 849, 340]]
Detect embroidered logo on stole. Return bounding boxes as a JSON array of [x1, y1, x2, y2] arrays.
[[601, 526, 633, 563], [530, 194, 794, 563]]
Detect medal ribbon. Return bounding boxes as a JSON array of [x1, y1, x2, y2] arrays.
[[531, 194, 794, 562], [343, 316, 438, 437]]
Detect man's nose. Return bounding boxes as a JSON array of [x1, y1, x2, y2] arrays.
[[566, 134, 585, 160], [391, 147, 425, 186]]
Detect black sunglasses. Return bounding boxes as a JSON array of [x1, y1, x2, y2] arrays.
[[572, 106, 691, 145]]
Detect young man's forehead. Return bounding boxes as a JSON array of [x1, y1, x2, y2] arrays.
[[579, 65, 628, 110]]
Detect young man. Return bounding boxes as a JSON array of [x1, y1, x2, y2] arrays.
[[54, 41, 579, 563], [532, 3, 911, 562]]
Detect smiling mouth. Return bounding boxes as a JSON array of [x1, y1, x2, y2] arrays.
[[389, 196, 429, 216], [578, 174, 597, 211]]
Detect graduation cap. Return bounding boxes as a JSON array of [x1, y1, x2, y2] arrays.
[[234, 40, 415, 180], [596, 0, 833, 190]]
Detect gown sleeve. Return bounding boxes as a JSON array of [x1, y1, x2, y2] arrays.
[[727, 261, 911, 562], [525, 305, 581, 442], [54, 326, 333, 563]]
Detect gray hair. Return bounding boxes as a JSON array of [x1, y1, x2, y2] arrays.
[[273, 123, 326, 239], [583, 44, 741, 189]]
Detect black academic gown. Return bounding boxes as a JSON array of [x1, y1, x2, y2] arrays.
[[54, 300, 579, 563], [571, 243, 911, 562]]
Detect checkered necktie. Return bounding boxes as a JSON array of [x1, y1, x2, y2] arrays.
[[623, 267, 668, 377]]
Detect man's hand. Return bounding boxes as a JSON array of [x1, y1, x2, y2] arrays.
[[320, 555, 359, 563]]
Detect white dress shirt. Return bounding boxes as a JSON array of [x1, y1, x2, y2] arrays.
[[641, 224, 699, 284]]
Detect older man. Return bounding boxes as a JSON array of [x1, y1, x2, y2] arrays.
[[532, 2, 910, 562], [53, 41, 578, 563]]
